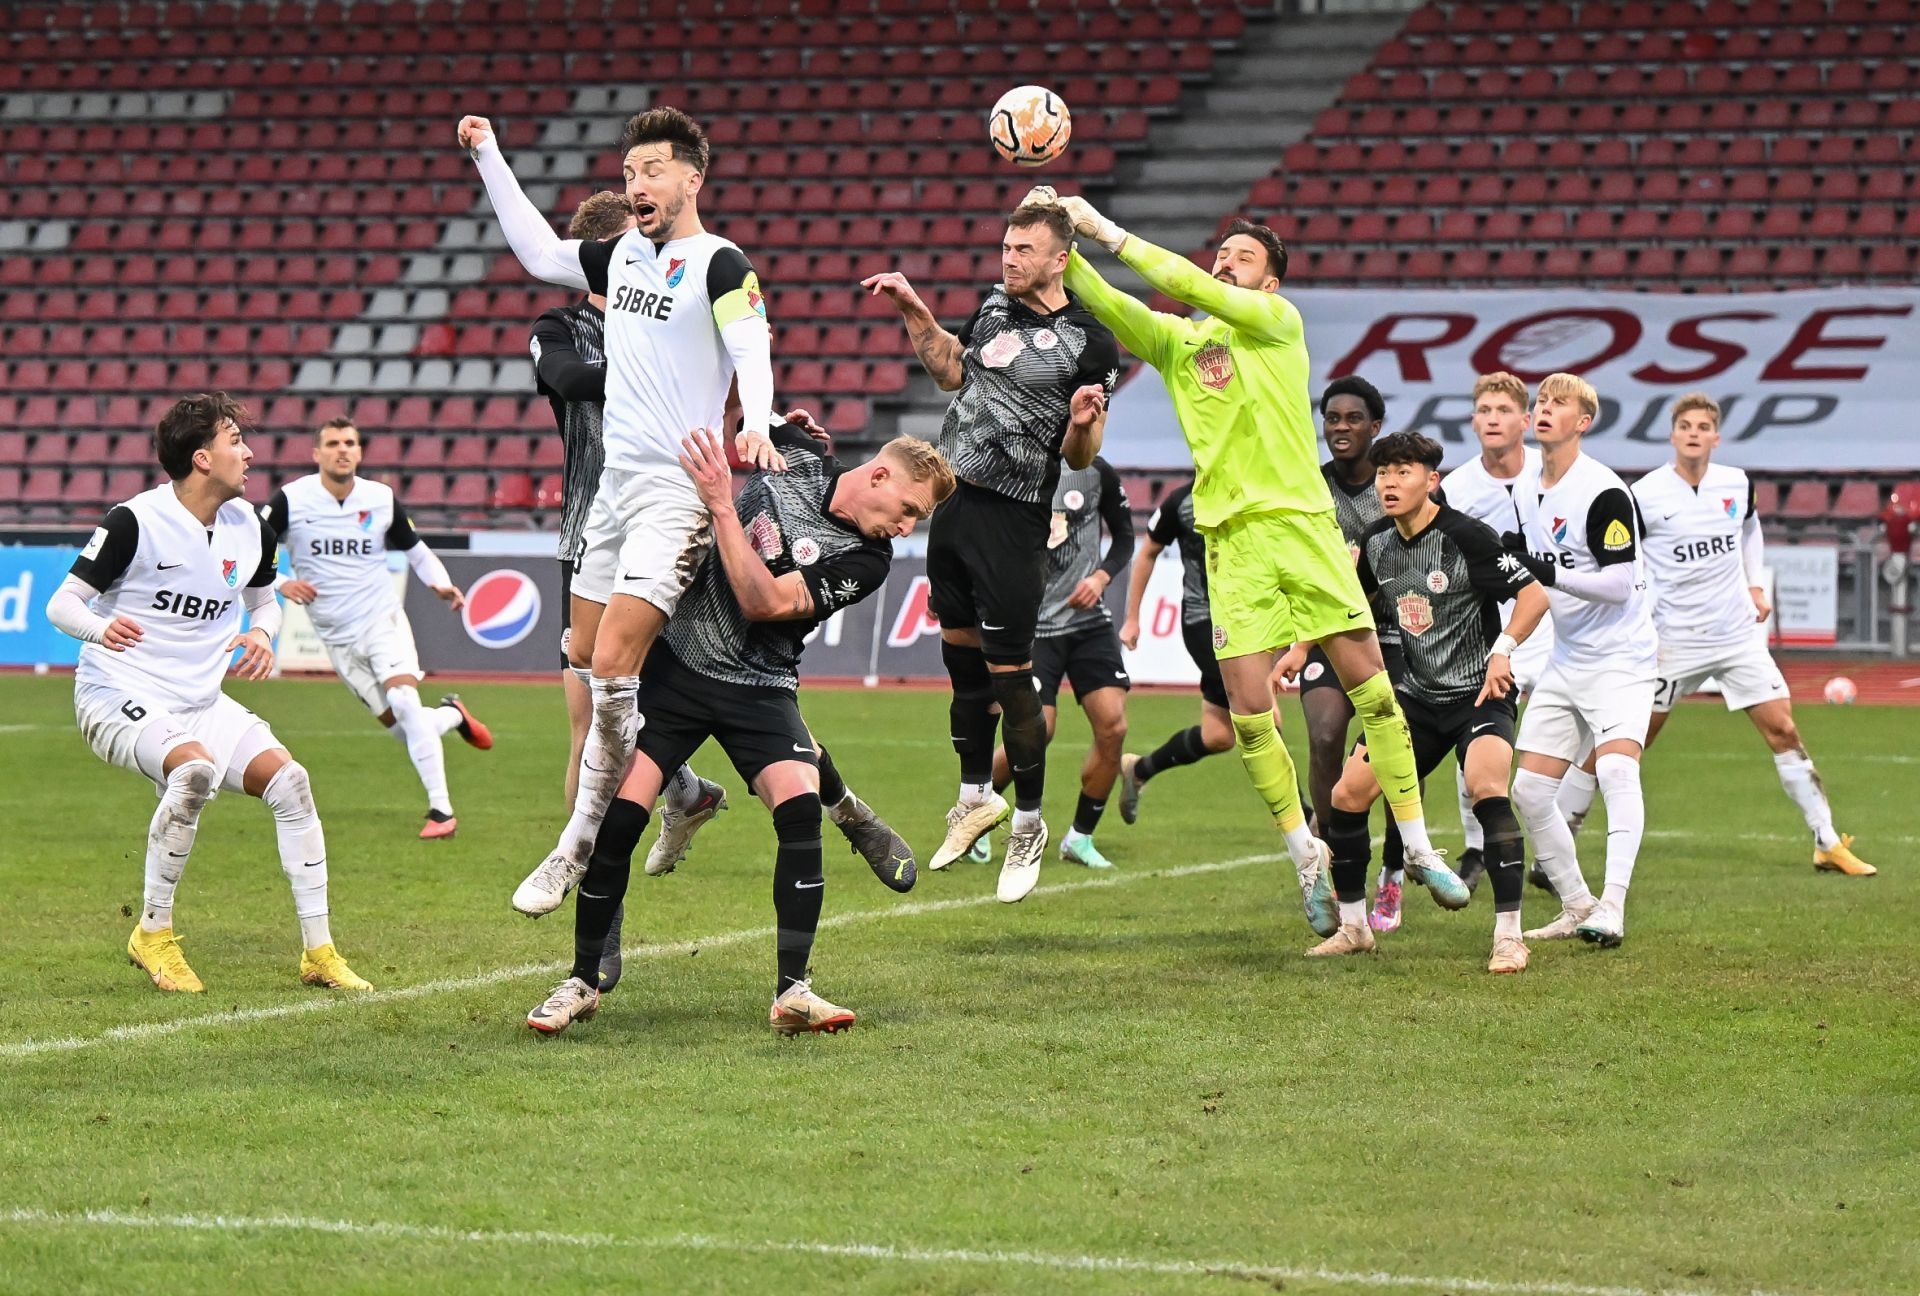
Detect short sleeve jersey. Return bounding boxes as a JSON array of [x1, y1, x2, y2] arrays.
[[262, 475, 418, 648], [529, 300, 607, 562], [1146, 480, 1209, 626], [1037, 457, 1131, 637], [69, 485, 277, 712], [662, 437, 893, 692], [1514, 453, 1658, 672], [1356, 506, 1537, 703], [1632, 462, 1763, 651], [939, 286, 1120, 507], [575, 231, 764, 474], [1440, 446, 1542, 535]]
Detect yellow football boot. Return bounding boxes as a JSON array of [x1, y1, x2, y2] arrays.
[[127, 925, 204, 993], [300, 943, 373, 991], [1814, 834, 1876, 876]]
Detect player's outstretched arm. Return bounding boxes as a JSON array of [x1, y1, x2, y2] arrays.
[[1114, 231, 1298, 345], [459, 115, 590, 292], [678, 429, 812, 621], [861, 272, 964, 390], [1061, 249, 1179, 373]]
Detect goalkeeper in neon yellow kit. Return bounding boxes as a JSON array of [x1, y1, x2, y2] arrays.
[[1022, 187, 1470, 939]]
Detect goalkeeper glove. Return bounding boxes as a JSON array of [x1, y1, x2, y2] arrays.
[[1016, 184, 1058, 210], [1058, 195, 1126, 253]]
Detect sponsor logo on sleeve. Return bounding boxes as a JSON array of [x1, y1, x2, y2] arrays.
[[1602, 519, 1632, 551], [80, 527, 107, 561]]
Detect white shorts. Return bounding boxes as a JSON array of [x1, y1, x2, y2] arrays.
[[322, 609, 423, 713], [1517, 661, 1656, 762], [1510, 625, 1552, 695], [76, 684, 282, 796], [1654, 641, 1790, 713], [570, 463, 711, 613]]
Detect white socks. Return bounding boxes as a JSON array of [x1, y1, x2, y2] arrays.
[[1391, 812, 1433, 856], [559, 675, 639, 864], [1012, 806, 1044, 834], [1512, 768, 1591, 905], [1495, 909, 1522, 939], [662, 763, 703, 815], [1594, 752, 1644, 900], [144, 759, 215, 932], [386, 684, 452, 816], [1773, 749, 1839, 850], [1282, 822, 1317, 870], [959, 781, 993, 806], [1557, 765, 1599, 831], [1338, 898, 1366, 928], [261, 761, 333, 949], [1457, 765, 1484, 851]]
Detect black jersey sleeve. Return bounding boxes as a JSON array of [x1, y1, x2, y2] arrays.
[[249, 514, 279, 587], [385, 498, 422, 551], [1442, 509, 1537, 597], [577, 237, 616, 298], [1585, 487, 1639, 568], [769, 420, 833, 463], [1093, 457, 1135, 579], [1074, 319, 1122, 394], [259, 487, 291, 540], [69, 505, 140, 591], [529, 310, 605, 402], [953, 296, 989, 347], [800, 544, 892, 621], [1147, 482, 1191, 546], [705, 244, 755, 299]]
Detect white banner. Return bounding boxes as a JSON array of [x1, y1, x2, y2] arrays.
[[1107, 287, 1920, 472], [1118, 551, 1201, 686], [1768, 545, 1840, 646]]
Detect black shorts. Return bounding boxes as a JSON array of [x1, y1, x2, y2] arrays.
[[1031, 623, 1131, 708], [1299, 640, 1409, 698], [632, 647, 818, 788], [1180, 620, 1229, 709], [926, 479, 1050, 664], [1401, 690, 1518, 778]]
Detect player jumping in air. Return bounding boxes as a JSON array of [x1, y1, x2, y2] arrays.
[[1030, 188, 1471, 934], [263, 416, 491, 840], [863, 202, 1118, 903], [460, 107, 784, 917], [1314, 433, 1550, 971], [1502, 374, 1660, 948], [524, 427, 953, 1036], [1633, 392, 1873, 876], [46, 393, 371, 994]]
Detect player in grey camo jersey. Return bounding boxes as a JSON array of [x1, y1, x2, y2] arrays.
[[984, 456, 1134, 869], [1313, 433, 1549, 972]]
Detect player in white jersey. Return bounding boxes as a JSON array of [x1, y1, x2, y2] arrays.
[[1500, 373, 1659, 948], [459, 106, 784, 907], [1439, 372, 1557, 891], [262, 417, 492, 840], [1634, 392, 1874, 876], [44, 393, 372, 994]]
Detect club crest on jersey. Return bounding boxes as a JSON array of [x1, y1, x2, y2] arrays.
[[221, 558, 239, 587], [1033, 328, 1058, 351], [1426, 570, 1449, 593], [1722, 497, 1738, 518], [981, 332, 1025, 369], [1063, 489, 1084, 511], [665, 258, 686, 289], [747, 512, 783, 562], [1396, 592, 1434, 637], [1194, 343, 1234, 392], [356, 509, 373, 530], [1550, 516, 1569, 544], [792, 537, 821, 566]]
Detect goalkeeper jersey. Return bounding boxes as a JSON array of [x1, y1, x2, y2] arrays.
[[1065, 240, 1331, 530]]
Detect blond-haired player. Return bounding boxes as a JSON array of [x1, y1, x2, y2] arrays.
[[1501, 374, 1658, 948], [1632, 392, 1873, 876]]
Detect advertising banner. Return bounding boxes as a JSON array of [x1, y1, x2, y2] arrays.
[[401, 555, 565, 674], [0, 546, 83, 669], [1107, 288, 1920, 472], [1768, 546, 1840, 647]]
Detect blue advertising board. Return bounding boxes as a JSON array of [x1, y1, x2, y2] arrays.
[[0, 546, 83, 669]]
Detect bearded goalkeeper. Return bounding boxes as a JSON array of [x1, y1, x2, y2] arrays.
[[1025, 188, 1470, 929]]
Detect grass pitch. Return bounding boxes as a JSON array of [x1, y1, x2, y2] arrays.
[[1, 672, 1914, 1295]]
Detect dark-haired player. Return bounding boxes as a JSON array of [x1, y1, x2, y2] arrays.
[[460, 108, 784, 916], [264, 416, 487, 841], [1036, 189, 1470, 936], [863, 202, 1118, 903], [1273, 376, 1408, 929], [524, 428, 955, 1036], [45, 394, 371, 994], [1311, 433, 1548, 972]]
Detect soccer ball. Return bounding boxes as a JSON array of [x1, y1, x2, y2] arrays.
[[988, 85, 1071, 167], [1823, 676, 1857, 705]]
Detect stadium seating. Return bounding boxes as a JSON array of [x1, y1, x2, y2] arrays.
[[0, 0, 1255, 524]]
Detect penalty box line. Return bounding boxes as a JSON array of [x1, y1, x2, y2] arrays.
[[0, 853, 1283, 1062], [0, 1205, 1793, 1296]]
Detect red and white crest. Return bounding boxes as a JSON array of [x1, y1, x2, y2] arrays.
[[1194, 342, 1235, 391], [981, 332, 1025, 369], [1396, 591, 1434, 636], [1426, 570, 1449, 594], [746, 512, 783, 561]]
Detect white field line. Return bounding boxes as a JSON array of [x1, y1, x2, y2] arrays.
[[0, 1206, 1794, 1296], [0, 853, 1281, 1062]]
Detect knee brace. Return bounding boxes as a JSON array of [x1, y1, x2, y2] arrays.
[[772, 792, 824, 847], [942, 639, 992, 699]]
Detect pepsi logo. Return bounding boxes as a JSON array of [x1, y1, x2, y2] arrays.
[[462, 569, 543, 649]]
